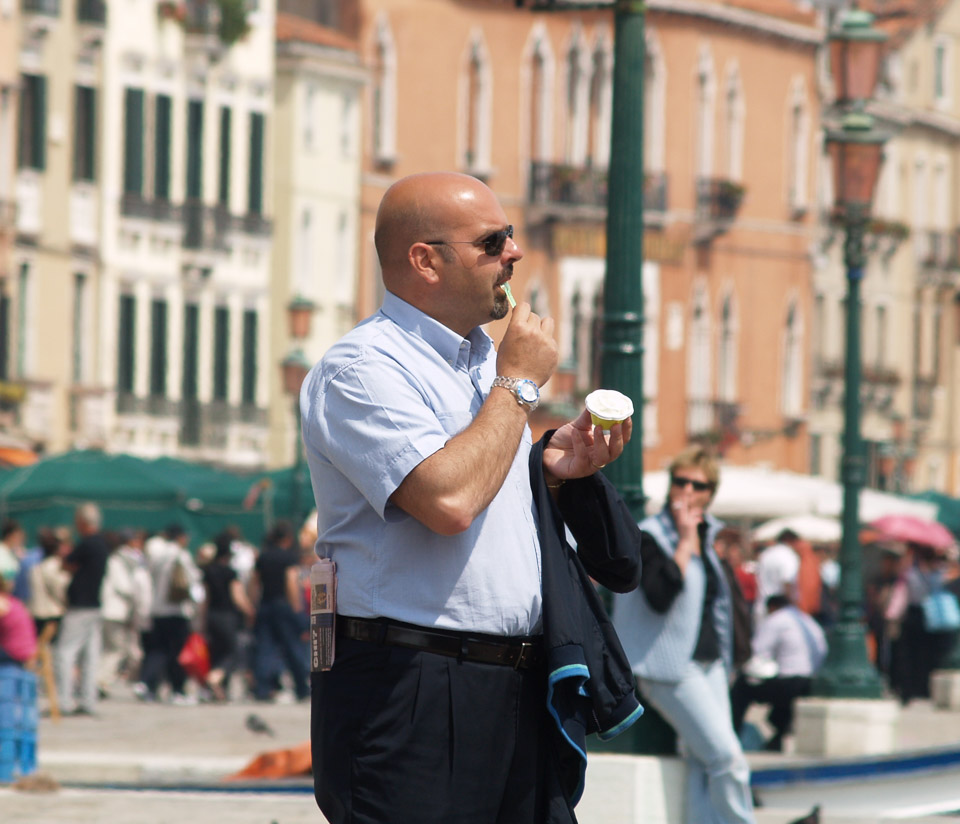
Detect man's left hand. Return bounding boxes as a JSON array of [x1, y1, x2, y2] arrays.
[[543, 409, 632, 482]]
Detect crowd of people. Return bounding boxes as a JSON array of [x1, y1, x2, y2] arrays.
[[0, 505, 317, 714]]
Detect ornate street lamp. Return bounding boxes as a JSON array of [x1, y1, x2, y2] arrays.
[[813, 11, 888, 699], [281, 347, 311, 529]]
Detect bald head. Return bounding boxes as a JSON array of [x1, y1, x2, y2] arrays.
[[374, 172, 495, 283]]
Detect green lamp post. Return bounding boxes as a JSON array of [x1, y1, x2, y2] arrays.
[[518, 0, 647, 517], [813, 10, 888, 699]]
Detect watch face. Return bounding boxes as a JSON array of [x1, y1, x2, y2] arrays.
[[517, 380, 539, 404]]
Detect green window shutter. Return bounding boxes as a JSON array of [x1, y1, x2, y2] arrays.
[[219, 106, 231, 206], [0, 290, 9, 382], [33, 75, 46, 170], [154, 95, 172, 201], [213, 306, 229, 401], [72, 273, 85, 383], [117, 294, 136, 393], [182, 304, 199, 400], [17, 74, 46, 171], [123, 88, 144, 195], [241, 309, 257, 405], [248, 112, 264, 215], [186, 99, 204, 200], [150, 299, 167, 397], [73, 86, 96, 182]]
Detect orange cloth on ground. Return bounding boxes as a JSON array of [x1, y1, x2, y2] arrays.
[[794, 540, 822, 616], [225, 742, 312, 780]]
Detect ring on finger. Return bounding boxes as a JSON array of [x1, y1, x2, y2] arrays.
[[591, 461, 607, 469]]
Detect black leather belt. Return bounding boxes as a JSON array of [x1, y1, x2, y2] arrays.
[[337, 616, 544, 670]]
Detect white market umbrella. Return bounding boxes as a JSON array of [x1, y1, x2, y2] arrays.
[[752, 514, 841, 543]]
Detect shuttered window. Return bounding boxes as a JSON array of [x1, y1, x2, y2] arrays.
[[117, 294, 136, 393], [186, 99, 204, 200], [17, 74, 47, 171], [73, 85, 96, 181], [219, 106, 231, 206], [241, 309, 257, 405], [213, 306, 229, 401], [150, 299, 167, 397], [0, 289, 9, 382], [123, 88, 144, 195], [154, 94, 172, 201], [182, 304, 199, 400], [248, 112, 264, 215]]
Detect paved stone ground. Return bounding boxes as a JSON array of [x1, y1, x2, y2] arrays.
[[3, 680, 960, 822]]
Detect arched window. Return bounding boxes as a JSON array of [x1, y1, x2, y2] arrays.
[[724, 66, 744, 182], [788, 77, 810, 213], [523, 26, 555, 199], [461, 31, 492, 174], [371, 15, 397, 164], [782, 302, 804, 418], [564, 31, 588, 166], [695, 47, 716, 181], [644, 31, 666, 173], [586, 35, 611, 169], [687, 283, 713, 435], [717, 293, 737, 403]]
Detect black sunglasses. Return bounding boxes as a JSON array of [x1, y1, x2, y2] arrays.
[[427, 225, 514, 257], [671, 475, 713, 492]]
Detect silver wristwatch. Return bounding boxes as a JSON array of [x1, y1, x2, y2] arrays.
[[492, 376, 540, 411]]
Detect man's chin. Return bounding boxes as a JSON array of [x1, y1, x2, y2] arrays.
[[490, 297, 509, 321]]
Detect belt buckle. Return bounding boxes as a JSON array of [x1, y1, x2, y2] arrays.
[[514, 641, 532, 670]]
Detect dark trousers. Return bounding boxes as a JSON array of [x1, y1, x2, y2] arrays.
[[731, 673, 812, 740], [312, 636, 548, 824], [140, 615, 190, 696], [253, 599, 309, 700]]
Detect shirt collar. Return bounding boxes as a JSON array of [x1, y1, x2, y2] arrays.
[[381, 291, 493, 367]]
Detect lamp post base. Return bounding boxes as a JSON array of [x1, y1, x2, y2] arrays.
[[931, 670, 960, 710], [813, 619, 885, 699]]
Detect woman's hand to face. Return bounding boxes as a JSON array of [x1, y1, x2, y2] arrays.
[[668, 466, 714, 552]]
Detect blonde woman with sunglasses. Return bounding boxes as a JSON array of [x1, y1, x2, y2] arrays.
[[613, 446, 755, 824]]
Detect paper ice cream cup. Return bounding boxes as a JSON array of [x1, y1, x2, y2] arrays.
[[584, 389, 634, 430]]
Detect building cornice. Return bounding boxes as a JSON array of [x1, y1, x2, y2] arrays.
[[868, 99, 960, 140], [647, 0, 823, 46], [276, 41, 368, 84]]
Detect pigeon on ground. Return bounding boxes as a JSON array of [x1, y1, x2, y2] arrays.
[[245, 712, 276, 737], [786, 805, 820, 824]]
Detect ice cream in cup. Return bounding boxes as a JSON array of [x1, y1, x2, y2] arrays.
[[584, 389, 634, 430]]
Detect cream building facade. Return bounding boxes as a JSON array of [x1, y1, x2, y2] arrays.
[[8, 0, 277, 467], [268, 12, 364, 466]]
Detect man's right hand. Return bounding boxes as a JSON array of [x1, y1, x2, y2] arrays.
[[495, 302, 558, 387]]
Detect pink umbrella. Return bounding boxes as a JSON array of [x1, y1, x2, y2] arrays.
[[869, 514, 956, 550]]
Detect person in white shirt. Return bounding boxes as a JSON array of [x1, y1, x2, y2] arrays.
[[753, 529, 801, 622], [731, 594, 827, 751]]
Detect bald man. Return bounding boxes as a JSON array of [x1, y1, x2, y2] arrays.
[[302, 172, 640, 824]]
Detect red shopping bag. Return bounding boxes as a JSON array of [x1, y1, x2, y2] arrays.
[[178, 631, 211, 681]]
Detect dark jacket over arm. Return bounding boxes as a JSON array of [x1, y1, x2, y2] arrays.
[[530, 433, 645, 819]]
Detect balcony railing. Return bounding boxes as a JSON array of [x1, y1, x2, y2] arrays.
[[22, 0, 60, 15], [919, 230, 949, 268], [238, 212, 272, 237], [77, 0, 105, 23], [528, 162, 607, 209], [696, 177, 745, 223], [180, 400, 266, 449], [120, 193, 182, 223], [644, 171, 668, 213], [913, 375, 937, 421]]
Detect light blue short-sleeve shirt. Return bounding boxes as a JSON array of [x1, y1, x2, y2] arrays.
[[300, 292, 543, 636]]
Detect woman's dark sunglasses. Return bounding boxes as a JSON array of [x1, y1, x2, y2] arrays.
[[671, 475, 712, 492], [427, 225, 514, 257]]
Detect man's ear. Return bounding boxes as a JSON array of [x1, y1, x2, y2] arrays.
[[408, 242, 442, 285]]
